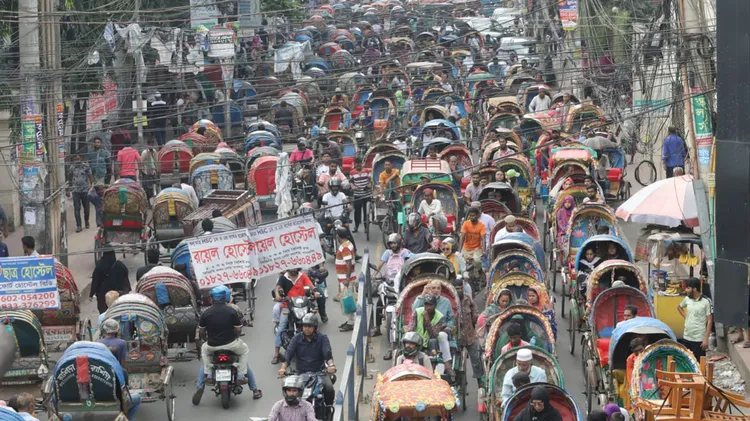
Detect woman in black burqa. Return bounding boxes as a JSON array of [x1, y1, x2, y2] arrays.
[[90, 248, 131, 313], [512, 386, 562, 421]]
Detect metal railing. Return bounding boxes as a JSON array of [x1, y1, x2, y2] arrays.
[[333, 249, 373, 421]]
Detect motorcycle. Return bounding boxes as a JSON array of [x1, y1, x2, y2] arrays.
[[208, 350, 245, 409], [319, 204, 351, 258], [276, 286, 319, 350], [307, 265, 329, 323], [288, 368, 336, 421]]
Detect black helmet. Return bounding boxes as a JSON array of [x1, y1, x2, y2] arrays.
[[329, 178, 342, 188], [301, 313, 319, 327], [402, 331, 422, 358]]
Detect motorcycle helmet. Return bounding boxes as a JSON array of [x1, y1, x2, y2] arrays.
[[210, 285, 231, 303], [282, 375, 304, 406], [300, 202, 315, 214], [402, 331, 422, 358], [329, 178, 343, 188], [387, 233, 402, 247], [406, 212, 421, 229], [301, 313, 319, 327]]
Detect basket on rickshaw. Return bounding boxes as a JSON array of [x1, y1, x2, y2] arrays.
[[606, 317, 675, 410], [391, 277, 467, 406], [0, 310, 48, 403], [45, 341, 134, 421], [33, 260, 93, 351], [372, 377, 459, 421], [189, 164, 234, 200], [158, 141, 193, 188], [136, 266, 200, 360], [101, 294, 176, 419], [555, 203, 619, 310], [409, 183, 459, 238], [95, 180, 149, 265], [500, 383, 581, 421]]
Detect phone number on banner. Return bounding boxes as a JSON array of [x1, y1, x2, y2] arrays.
[[198, 252, 325, 288], [0, 292, 59, 309]]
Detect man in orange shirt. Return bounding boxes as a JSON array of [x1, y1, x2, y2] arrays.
[[459, 206, 486, 267], [378, 160, 400, 195], [116, 139, 141, 180]]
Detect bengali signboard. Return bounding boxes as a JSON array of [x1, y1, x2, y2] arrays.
[[86, 79, 118, 128], [190, 0, 219, 29], [187, 215, 325, 289], [208, 28, 236, 58], [559, 0, 578, 30], [691, 88, 714, 176], [20, 114, 44, 163], [0, 256, 60, 310]]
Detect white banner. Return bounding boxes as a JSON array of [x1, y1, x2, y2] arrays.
[[208, 28, 236, 58], [190, 0, 219, 29], [187, 214, 324, 289]]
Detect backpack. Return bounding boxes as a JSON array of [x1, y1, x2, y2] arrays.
[[385, 250, 407, 281]]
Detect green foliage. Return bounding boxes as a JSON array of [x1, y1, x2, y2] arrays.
[[261, 0, 303, 21]]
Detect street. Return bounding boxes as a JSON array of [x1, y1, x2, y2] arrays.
[[40, 189, 644, 420]]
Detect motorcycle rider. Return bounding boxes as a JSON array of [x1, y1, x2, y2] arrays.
[[194, 285, 251, 403], [272, 268, 320, 365], [403, 212, 433, 254], [373, 233, 413, 338], [395, 331, 434, 372], [321, 179, 359, 258], [278, 314, 336, 410], [269, 375, 317, 421]]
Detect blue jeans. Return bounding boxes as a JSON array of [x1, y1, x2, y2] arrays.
[[127, 392, 141, 420], [275, 311, 289, 347], [196, 365, 256, 390]]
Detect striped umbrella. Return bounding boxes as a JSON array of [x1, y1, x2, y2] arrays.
[[615, 174, 698, 228]]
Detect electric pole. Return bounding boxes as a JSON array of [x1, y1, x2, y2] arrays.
[[18, 0, 49, 253]]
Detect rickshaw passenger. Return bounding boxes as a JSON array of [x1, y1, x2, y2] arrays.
[[315, 152, 331, 178], [494, 214, 518, 241], [412, 280, 456, 332], [500, 348, 547, 404], [418, 188, 447, 234], [501, 322, 531, 353], [406, 294, 453, 374], [478, 288, 513, 333], [601, 243, 626, 261], [441, 238, 466, 275], [555, 195, 575, 246], [404, 213, 433, 254], [426, 146, 439, 160], [512, 386, 562, 421], [582, 184, 604, 204], [315, 134, 341, 162], [12, 393, 40, 421]]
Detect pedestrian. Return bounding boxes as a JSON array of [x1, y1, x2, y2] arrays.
[[677, 277, 713, 360], [362, 100, 375, 143], [453, 278, 483, 387], [0, 233, 9, 258], [140, 138, 159, 200], [21, 236, 38, 257], [68, 154, 93, 232], [335, 227, 356, 332], [149, 92, 169, 146], [90, 247, 131, 314], [86, 137, 110, 184], [0, 205, 8, 236], [459, 207, 487, 275], [116, 138, 141, 181], [464, 172, 483, 205], [349, 158, 371, 233], [88, 184, 106, 227], [662, 126, 688, 178]]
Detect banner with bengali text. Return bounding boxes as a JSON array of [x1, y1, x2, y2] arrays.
[[187, 214, 325, 289], [0, 256, 60, 310]]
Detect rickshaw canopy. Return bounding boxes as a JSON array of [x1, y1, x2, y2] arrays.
[[574, 234, 633, 271], [608, 317, 675, 370]]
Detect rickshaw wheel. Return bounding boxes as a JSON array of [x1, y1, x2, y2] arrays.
[[246, 280, 257, 321], [559, 282, 566, 318], [93, 239, 102, 265], [364, 210, 370, 241], [84, 319, 93, 341], [380, 216, 393, 248], [165, 378, 176, 421], [568, 308, 575, 355]]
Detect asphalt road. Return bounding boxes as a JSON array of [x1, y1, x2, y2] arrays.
[[46, 199, 645, 421]]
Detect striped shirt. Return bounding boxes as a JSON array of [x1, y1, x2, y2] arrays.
[[349, 169, 371, 198], [335, 240, 356, 283]]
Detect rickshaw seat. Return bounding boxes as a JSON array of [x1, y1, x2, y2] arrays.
[[342, 157, 355, 174], [445, 214, 456, 233], [597, 338, 611, 367], [607, 168, 622, 182]]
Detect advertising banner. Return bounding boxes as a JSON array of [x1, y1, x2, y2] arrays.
[[559, 0, 578, 30], [187, 215, 325, 289], [0, 256, 60, 310]]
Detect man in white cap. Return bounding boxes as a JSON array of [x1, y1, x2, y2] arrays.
[[149, 92, 169, 146], [500, 348, 547, 403], [494, 214, 519, 242]]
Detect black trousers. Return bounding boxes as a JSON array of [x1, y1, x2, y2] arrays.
[[678, 338, 706, 360], [72, 191, 90, 228], [353, 196, 368, 226]]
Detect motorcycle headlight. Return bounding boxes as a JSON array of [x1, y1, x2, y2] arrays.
[[334, 220, 343, 229], [294, 308, 307, 319]]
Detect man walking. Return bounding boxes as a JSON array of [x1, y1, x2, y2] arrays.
[[677, 277, 713, 360], [662, 126, 688, 178], [68, 154, 93, 232], [86, 137, 110, 184]]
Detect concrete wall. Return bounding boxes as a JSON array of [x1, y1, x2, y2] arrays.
[[0, 111, 22, 231]]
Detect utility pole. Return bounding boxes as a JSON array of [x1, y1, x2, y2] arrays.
[[18, 0, 49, 253], [41, 0, 68, 264], [134, 0, 145, 144]]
